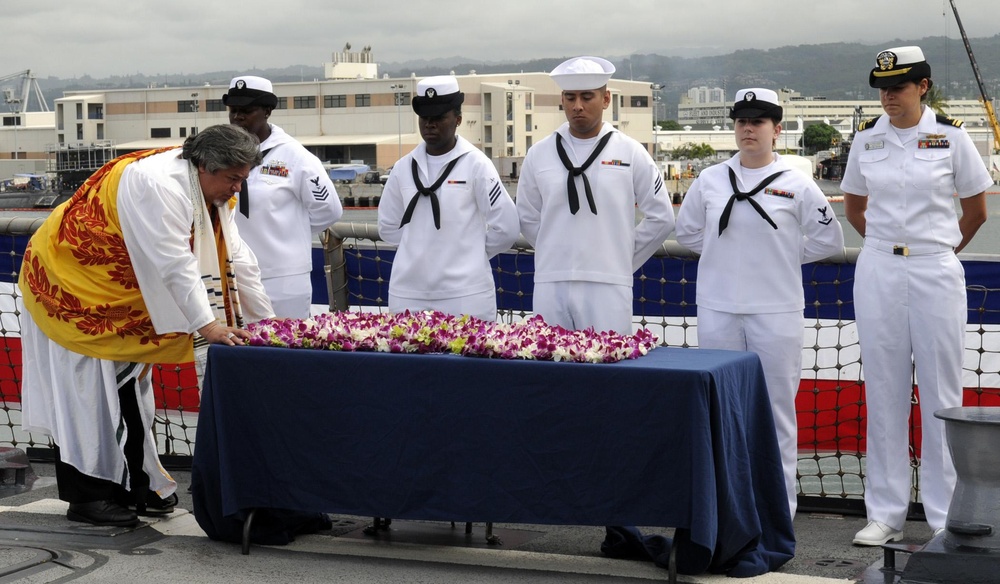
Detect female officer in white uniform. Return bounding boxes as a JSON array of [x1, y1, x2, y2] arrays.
[[841, 46, 992, 546], [674, 88, 845, 519]]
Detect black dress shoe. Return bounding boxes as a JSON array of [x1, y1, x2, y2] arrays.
[[67, 500, 140, 527], [132, 492, 178, 517]]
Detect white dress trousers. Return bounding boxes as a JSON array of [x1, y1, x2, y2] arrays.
[[853, 244, 965, 531]]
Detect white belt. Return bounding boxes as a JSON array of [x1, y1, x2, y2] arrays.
[[864, 237, 954, 257]]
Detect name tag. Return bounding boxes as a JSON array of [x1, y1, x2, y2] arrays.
[[865, 141, 884, 150]]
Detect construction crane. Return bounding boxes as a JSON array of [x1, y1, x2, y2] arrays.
[[0, 69, 50, 114], [948, 0, 1000, 153]]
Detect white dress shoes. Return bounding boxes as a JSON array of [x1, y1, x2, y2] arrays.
[[853, 520, 903, 546]]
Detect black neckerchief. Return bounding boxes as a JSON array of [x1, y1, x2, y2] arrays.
[[718, 166, 785, 235], [555, 131, 614, 215], [238, 146, 274, 219], [399, 154, 464, 230]]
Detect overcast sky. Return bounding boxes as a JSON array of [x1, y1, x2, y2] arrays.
[[5, 0, 999, 79]]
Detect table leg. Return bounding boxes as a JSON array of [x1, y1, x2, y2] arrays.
[[667, 543, 677, 584], [241, 508, 258, 555], [363, 517, 392, 535], [485, 522, 502, 546]]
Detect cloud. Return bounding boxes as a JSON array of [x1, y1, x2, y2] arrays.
[[3, 0, 997, 78]]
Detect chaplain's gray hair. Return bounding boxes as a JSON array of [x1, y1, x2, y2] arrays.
[[181, 124, 262, 172]]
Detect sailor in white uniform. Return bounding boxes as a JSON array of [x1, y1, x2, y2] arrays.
[[226, 76, 344, 319], [675, 88, 845, 518], [378, 76, 519, 321], [517, 56, 675, 334], [841, 46, 992, 546]]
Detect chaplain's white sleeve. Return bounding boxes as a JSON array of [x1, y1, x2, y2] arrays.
[[118, 165, 215, 334]]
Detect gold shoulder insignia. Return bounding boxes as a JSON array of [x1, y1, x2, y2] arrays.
[[857, 116, 882, 132], [935, 113, 963, 128]]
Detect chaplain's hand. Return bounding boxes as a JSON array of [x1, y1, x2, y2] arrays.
[[198, 321, 250, 346]]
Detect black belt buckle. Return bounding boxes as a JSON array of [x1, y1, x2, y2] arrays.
[[893, 245, 909, 257]]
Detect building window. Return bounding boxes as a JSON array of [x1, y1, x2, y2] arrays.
[[293, 96, 316, 109], [151, 128, 171, 138], [177, 100, 198, 113], [394, 92, 411, 106], [525, 93, 532, 110], [207, 99, 226, 112], [325, 94, 347, 108], [631, 96, 649, 107], [275, 97, 287, 110], [356, 94, 371, 107], [180, 127, 187, 138], [1, 116, 20, 127]]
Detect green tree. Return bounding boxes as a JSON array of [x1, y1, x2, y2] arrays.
[[657, 120, 682, 130], [801, 123, 841, 154], [669, 142, 715, 160], [925, 85, 948, 116]]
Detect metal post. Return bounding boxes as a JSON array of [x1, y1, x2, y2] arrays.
[[321, 227, 349, 311], [389, 84, 403, 162], [190, 92, 199, 136], [653, 125, 661, 170]]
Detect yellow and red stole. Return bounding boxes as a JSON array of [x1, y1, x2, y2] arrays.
[[19, 149, 200, 363]]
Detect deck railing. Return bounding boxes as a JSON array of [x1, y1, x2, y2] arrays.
[[4, 219, 1000, 517]]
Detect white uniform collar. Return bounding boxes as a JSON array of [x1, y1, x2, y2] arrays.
[[412, 135, 475, 174], [869, 106, 936, 147], [259, 123, 296, 150], [554, 121, 615, 143]]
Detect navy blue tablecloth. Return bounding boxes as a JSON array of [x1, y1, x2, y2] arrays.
[[191, 345, 794, 576]]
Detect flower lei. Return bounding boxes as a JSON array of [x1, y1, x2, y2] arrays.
[[245, 311, 658, 363]]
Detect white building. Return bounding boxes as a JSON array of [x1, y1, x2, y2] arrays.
[[41, 50, 655, 184], [6, 54, 1000, 188]]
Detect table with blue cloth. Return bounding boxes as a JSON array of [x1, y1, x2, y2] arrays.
[[191, 345, 795, 577]]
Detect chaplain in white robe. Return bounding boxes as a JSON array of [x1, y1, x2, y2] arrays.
[[18, 124, 273, 527]]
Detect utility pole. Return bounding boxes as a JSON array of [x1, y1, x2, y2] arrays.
[[389, 84, 404, 162]]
